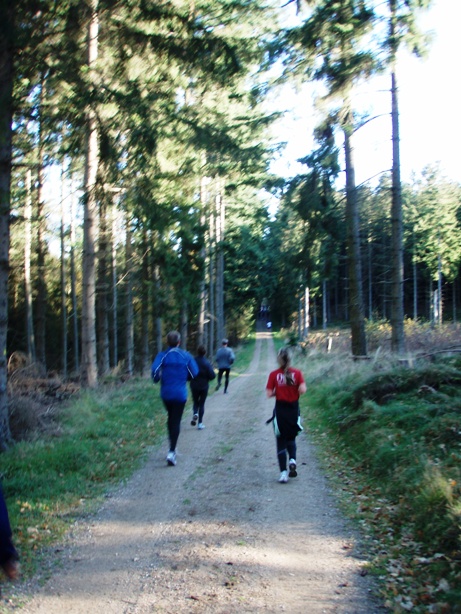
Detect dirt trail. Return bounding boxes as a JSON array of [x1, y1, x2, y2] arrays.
[[17, 332, 383, 613]]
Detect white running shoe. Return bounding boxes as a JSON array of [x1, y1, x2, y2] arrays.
[[191, 414, 198, 426], [288, 459, 297, 478], [198, 423, 205, 430], [166, 451, 176, 466], [278, 470, 288, 483]]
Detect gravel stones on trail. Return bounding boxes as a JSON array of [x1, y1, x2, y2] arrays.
[[14, 333, 383, 613]]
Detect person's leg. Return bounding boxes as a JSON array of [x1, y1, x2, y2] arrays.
[[287, 439, 297, 477], [223, 368, 230, 392], [276, 436, 288, 472], [198, 389, 208, 423], [191, 389, 200, 425], [216, 369, 224, 390], [165, 401, 186, 452]]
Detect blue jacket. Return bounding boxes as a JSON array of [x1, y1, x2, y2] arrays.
[[151, 347, 199, 403]]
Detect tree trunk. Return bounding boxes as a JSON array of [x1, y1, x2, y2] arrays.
[[124, 215, 134, 376], [197, 174, 208, 347], [60, 164, 68, 378], [304, 284, 309, 338], [322, 279, 327, 330], [140, 229, 150, 376], [81, 0, 99, 387], [180, 300, 188, 350], [70, 182, 79, 373], [344, 123, 367, 356], [97, 197, 110, 376], [0, 1, 15, 450], [35, 83, 47, 370], [24, 168, 36, 362], [110, 202, 118, 367], [215, 188, 225, 342], [390, 0, 405, 353]]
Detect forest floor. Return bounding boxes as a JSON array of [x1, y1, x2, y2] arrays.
[[10, 331, 385, 613]]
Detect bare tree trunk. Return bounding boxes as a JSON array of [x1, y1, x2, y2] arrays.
[[208, 195, 216, 355], [215, 186, 225, 342], [180, 300, 188, 350], [81, 0, 99, 387], [24, 168, 36, 362], [97, 197, 110, 375], [140, 229, 150, 376], [35, 83, 48, 370], [197, 174, 208, 347], [154, 258, 163, 354], [60, 164, 68, 378], [125, 215, 134, 376], [110, 202, 118, 367], [70, 182, 79, 373], [344, 123, 367, 356], [0, 3, 15, 449], [304, 284, 310, 338], [390, 0, 405, 353]]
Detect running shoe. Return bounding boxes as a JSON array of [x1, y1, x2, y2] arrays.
[[278, 470, 288, 483], [288, 459, 297, 478], [191, 413, 198, 426], [197, 423, 205, 430], [166, 451, 177, 466]]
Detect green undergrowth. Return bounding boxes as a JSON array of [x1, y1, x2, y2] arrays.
[[300, 354, 461, 612], [0, 379, 166, 577]]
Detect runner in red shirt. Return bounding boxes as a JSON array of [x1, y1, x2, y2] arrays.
[[266, 348, 307, 483]]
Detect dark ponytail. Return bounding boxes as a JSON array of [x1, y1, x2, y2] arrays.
[[277, 348, 294, 385]]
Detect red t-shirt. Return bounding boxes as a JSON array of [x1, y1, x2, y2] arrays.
[[266, 367, 305, 403]]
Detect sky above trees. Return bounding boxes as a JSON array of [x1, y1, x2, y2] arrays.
[[269, 0, 460, 187]]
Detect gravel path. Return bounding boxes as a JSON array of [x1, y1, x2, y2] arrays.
[[17, 332, 384, 613]]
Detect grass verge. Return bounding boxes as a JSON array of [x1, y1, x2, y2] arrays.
[[299, 351, 461, 613]]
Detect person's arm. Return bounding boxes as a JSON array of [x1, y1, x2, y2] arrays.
[[188, 356, 199, 379], [151, 353, 163, 383], [266, 372, 276, 398], [297, 370, 307, 395]]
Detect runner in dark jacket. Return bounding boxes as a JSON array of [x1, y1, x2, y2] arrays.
[[190, 345, 216, 429]]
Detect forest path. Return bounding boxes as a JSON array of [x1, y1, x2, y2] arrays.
[[19, 332, 383, 613]]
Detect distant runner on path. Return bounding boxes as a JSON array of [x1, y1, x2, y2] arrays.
[[215, 338, 235, 394]]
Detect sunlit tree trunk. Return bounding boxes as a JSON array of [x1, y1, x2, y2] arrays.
[[124, 215, 134, 376], [110, 202, 118, 367], [304, 284, 310, 338], [390, 0, 405, 353], [24, 168, 36, 362], [215, 186, 225, 342], [344, 118, 367, 357], [60, 164, 68, 378], [69, 181, 79, 373], [35, 79, 48, 370], [140, 228, 150, 376], [81, 0, 99, 387], [97, 196, 110, 375], [197, 174, 208, 347]]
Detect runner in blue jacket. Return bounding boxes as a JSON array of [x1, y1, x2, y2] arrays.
[[152, 331, 199, 466]]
